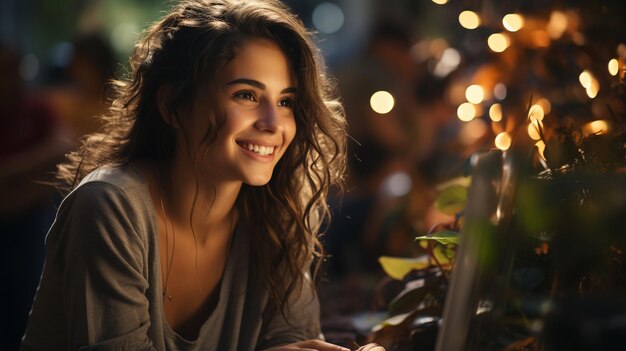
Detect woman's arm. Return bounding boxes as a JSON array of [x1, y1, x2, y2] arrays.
[[254, 270, 321, 350], [22, 182, 156, 350]]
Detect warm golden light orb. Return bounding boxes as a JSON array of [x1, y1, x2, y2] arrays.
[[465, 85, 485, 104], [579, 70, 592, 88], [528, 121, 542, 141], [535, 140, 546, 160], [528, 105, 545, 122], [608, 58, 619, 76], [489, 104, 503, 122], [586, 80, 599, 99], [457, 102, 477, 121], [432, 0, 448, 4], [370, 91, 395, 114], [459, 11, 480, 29], [495, 132, 512, 150], [488, 33, 510, 52], [536, 98, 552, 115], [503, 14, 524, 32]]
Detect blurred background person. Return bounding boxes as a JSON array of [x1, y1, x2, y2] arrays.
[[0, 43, 72, 350]]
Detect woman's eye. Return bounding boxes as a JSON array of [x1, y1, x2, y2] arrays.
[[234, 91, 257, 102], [278, 98, 294, 108]]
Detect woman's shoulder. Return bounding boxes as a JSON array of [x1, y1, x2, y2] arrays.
[[50, 163, 157, 251], [59, 163, 155, 232], [79, 163, 145, 192], [69, 163, 149, 206]]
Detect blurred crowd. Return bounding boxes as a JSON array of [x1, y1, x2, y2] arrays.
[[1, 33, 116, 349]]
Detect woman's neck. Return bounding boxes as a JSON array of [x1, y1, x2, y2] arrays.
[[159, 155, 242, 242]]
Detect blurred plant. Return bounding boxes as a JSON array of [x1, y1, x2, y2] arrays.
[[371, 70, 626, 351], [371, 178, 468, 350]]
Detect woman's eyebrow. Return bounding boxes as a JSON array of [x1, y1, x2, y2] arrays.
[[226, 78, 296, 94]]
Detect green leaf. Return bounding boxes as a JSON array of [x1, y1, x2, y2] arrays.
[[416, 231, 460, 245], [378, 256, 429, 280], [433, 245, 453, 266], [435, 185, 468, 215]]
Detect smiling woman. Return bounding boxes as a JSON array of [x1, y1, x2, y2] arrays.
[[18, 1, 376, 350]]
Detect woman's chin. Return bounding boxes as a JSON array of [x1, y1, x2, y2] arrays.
[[243, 175, 272, 187]]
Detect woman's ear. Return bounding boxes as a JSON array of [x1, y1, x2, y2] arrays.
[[157, 85, 181, 128]]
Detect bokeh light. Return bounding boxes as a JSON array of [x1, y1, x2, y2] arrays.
[[382, 171, 413, 197], [536, 98, 552, 115], [111, 23, 140, 54], [503, 14, 524, 32], [493, 83, 507, 100], [370, 91, 395, 114], [457, 102, 477, 121], [432, 0, 448, 4], [489, 103, 503, 122], [547, 11, 568, 39], [586, 80, 599, 98], [608, 58, 619, 76], [582, 120, 609, 136], [460, 119, 488, 146], [434, 48, 461, 77], [579, 70, 592, 88], [535, 140, 547, 161], [488, 33, 510, 52], [465, 85, 485, 104], [312, 2, 345, 34], [495, 132, 512, 150], [528, 121, 542, 140], [459, 11, 480, 30], [528, 105, 545, 122]]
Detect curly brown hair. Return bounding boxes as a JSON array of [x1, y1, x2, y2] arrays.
[[56, 0, 346, 318]]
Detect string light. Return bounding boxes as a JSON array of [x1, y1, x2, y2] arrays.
[[457, 102, 477, 121], [503, 14, 524, 32], [579, 70, 592, 88], [495, 132, 512, 150], [488, 33, 510, 52], [578, 70, 599, 98], [459, 11, 480, 29], [536, 98, 552, 115], [535, 140, 546, 161], [465, 85, 485, 104], [608, 58, 619, 76], [528, 104, 545, 122], [528, 120, 542, 140], [370, 91, 395, 114], [489, 103, 503, 122]]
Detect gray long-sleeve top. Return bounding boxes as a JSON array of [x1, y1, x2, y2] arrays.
[[21, 164, 321, 350]]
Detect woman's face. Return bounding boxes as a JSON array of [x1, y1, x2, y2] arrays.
[[182, 39, 297, 186]]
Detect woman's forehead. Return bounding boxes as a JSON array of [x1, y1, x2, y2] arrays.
[[217, 39, 295, 90]]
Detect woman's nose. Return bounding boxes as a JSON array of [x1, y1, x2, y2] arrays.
[[255, 102, 279, 133]]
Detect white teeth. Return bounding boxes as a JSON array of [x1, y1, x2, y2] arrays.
[[240, 142, 274, 156]]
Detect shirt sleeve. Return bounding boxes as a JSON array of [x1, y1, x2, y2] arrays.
[[255, 271, 323, 350], [22, 181, 156, 350]]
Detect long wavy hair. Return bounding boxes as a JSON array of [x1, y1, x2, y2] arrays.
[[56, 0, 346, 317]]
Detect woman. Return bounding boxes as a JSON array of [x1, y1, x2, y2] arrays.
[[22, 0, 384, 350]]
